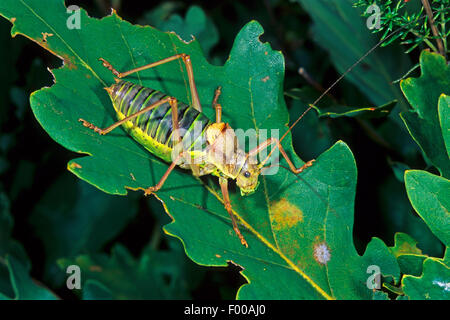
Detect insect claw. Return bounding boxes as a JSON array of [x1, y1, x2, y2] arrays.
[[135, 186, 156, 196], [240, 237, 249, 248], [294, 159, 315, 174], [78, 118, 105, 135], [99, 58, 121, 77]]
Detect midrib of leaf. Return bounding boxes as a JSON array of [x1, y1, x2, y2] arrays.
[[18, 0, 106, 87], [195, 76, 335, 300], [201, 183, 335, 300]]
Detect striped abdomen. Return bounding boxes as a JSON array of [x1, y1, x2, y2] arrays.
[[107, 80, 212, 161]]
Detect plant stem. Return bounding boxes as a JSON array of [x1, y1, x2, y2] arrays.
[[411, 30, 439, 53], [421, 0, 447, 59], [440, 3, 448, 54]]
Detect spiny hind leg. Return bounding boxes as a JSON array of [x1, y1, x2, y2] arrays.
[[79, 97, 173, 135], [99, 53, 202, 112], [135, 98, 189, 196]]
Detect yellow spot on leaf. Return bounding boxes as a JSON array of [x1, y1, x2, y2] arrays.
[[270, 198, 303, 231], [69, 162, 82, 169]]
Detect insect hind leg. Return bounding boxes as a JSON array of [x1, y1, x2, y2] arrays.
[[79, 97, 172, 135], [99, 54, 202, 112]]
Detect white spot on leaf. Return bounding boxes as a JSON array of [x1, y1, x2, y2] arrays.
[[433, 280, 450, 292], [314, 242, 331, 265]]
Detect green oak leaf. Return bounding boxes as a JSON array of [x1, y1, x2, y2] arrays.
[[439, 94, 450, 158], [378, 176, 444, 257], [402, 258, 450, 300], [0, 0, 399, 299], [58, 244, 192, 299], [405, 170, 450, 248], [389, 233, 427, 277], [390, 232, 423, 257], [403, 169, 449, 299], [400, 51, 450, 178], [0, 256, 57, 300]]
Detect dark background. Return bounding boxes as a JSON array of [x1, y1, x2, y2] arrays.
[[0, 0, 444, 299]]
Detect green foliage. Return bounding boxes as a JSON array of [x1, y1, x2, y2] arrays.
[[59, 244, 195, 299], [354, 0, 450, 54], [293, 0, 419, 162], [29, 173, 139, 285], [0, 192, 28, 266], [0, 0, 402, 300], [402, 258, 449, 299], [144, 5, 219, 58], [0, 256, 57, 300], [389, 232, 427, 277], [405, 170, 449, 248], [286, 87, 397, 119], [0, 0, 448, 301], [401, 170, 449, 299], [294, 0, 411, 112], [400, 51, 450, 178]]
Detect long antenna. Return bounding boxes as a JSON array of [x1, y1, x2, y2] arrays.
[[278, 23, 414, 144]]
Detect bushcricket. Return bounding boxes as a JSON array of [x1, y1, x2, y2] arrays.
[[79, 54, 314, 248], [78, 20, 407, 247]]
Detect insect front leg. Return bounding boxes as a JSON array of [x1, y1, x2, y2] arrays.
[[250, 137, 315, 174], [212, 86, 222, 123], [219, 177, 249, 248], [99, 54, 202, 112]]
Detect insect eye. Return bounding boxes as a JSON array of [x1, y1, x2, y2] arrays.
[[244, 171, 251, 178]]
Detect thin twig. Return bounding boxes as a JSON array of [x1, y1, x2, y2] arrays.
[[421, 0, 446, 58]]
